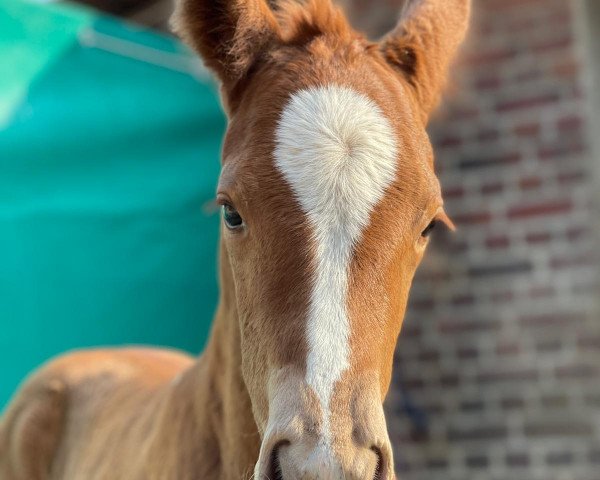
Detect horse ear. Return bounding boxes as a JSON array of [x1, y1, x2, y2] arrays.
[[380, 0, 471, 123], [171, 0, 280, 92]]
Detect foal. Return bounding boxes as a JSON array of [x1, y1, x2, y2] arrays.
[[0, 1, 470, 478]]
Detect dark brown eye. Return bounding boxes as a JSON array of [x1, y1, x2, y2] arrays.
[[421, 220, 437, 238], [223, 205, 243, 230]]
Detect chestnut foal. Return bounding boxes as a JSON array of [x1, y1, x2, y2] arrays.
[[0, 1, 470, 478]]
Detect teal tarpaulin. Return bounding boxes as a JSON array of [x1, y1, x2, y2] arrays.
[[0, 0, 225, 408]]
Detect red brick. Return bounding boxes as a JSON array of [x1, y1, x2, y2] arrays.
[[447, 105, 481, 121], [474, 75, 502, 92], [452, 294, 475, 306], [457, 346, 479, 359], [514, 122, 541, 138], [439, 319, 501, 335], [519, 176, 542, 190], [556, 364, 599, 379], [545, 5, 573, 26], [506, 452, 531, 467], [415, 269, 451, 282], [443, 186, 465, 200], [496, 342, 520, 356], [454, 211, 492, 225], [557, 114, 583, 133], [476, 128, 500, 143], [401, 324, 422, 339], [481, 182, 504, 195], [525, 422, 593, 438], [519, 313, 586, 328], [532, 35, 572, 54], [536, 338, 563, 353], [577, 335, 600, 350], [571, 83, 584, 100], [541, 394, 569, 409], [539, 142, 585, 160], [553, 59, 580, 79], [419, 402, 444, 416], [466, 455, 490, 468], [409, 298, 435, 311], [502, 15, 539, 33], [440, 373, 460, 388], [496, 92, 560, 113], [501, 397, 526, 410], [490, 290, 515, 303], [462, 47, 517, 67], [418, 350, 440, 363], [513, 67, 542, 84], [508, 200, 572, 219], [557, 170, 585, 185], [484, 0, 549, 12], [551, 253, 594, 270], [437, 135, 463, 148], [585, 394, 600, 408], [426, 458, 449, 470], [546, 451, 575, 466], [402, 378, 425, 390], [486, 235, 510, 249], [528, 285, 555, 299], [590, 450, 600, 465], [477, 368, 538, 384], [526, 231, 552, 244], [469, 260, 532, 277], [449, 240, 469, 254], [460, 151, 521, 170], [566, 226, 589, 241], [447, 424, 507, 442]]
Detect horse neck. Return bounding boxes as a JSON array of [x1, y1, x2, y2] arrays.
[[157, 239, 260, 479]]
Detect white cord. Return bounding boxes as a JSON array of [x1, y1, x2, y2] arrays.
[[78, 28, 209, 80]]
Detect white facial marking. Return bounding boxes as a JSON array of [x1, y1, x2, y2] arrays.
[[274, 85, 398, 443]]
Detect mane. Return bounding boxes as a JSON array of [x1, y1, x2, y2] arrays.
[[275, 0, 354, 45]]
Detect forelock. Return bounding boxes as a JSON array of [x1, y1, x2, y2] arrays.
[[275, 0, 354, 45]]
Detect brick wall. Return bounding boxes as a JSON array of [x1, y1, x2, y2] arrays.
[[342, 0, 600, 478]]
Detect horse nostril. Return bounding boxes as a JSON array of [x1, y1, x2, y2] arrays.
[[371, 446, 384, 480], [268, 441, 288, 480]]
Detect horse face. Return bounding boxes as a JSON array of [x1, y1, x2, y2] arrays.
[[173, 1, 470, 478]]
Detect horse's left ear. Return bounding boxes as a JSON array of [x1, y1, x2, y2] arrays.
[[380, 0, 471, 123]]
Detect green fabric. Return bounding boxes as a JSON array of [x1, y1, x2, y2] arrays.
[[0, 4, 225, 409], [0, 0, 94, 127]]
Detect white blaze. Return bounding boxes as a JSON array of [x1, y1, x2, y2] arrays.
[[274, 85, 398, 443]]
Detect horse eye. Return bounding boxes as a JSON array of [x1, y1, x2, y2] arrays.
[[421, 220, 437, 238], [223, 205, 244, 230]]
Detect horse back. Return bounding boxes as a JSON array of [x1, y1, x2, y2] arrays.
[[0, 348, 194, 480]]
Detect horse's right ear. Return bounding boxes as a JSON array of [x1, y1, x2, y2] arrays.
[[171, 0, 280, 94]]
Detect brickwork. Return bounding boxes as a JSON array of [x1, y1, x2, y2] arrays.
[[341, 0, 600, 478]]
